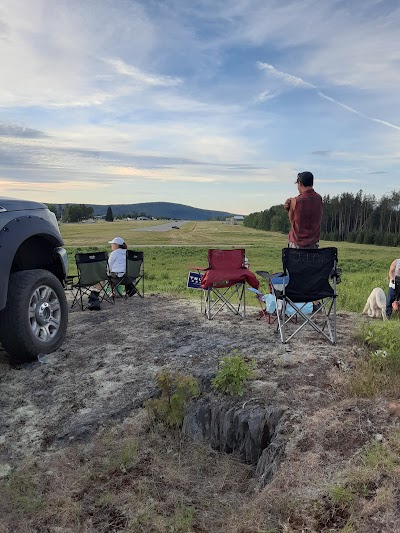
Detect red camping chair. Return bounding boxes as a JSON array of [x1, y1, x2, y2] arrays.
[[192, 249, 259, 320]]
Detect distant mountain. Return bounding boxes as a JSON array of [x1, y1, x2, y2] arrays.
[[88, 202, 237, 220]]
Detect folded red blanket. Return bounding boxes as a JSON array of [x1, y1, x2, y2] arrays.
[[201, 268, 260, 290]]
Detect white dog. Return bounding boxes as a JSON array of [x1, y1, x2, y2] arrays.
[[363, 288, 387, 320]]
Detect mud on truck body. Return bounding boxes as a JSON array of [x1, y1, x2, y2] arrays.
[[0, 198, 68, 363]]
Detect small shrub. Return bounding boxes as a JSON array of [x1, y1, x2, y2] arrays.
[[146, 371, 200, 428], [328, 484, 355, 510], [212, 350, 255, 396]]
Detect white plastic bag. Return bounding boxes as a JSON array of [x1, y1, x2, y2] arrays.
[[262, 294, 276, 313]]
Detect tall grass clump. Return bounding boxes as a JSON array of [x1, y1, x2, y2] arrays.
[[348, 320, 400, 397]]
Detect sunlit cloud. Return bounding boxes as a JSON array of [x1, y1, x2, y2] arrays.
[[107, 166, 215, 183], [0, 178, 109, 192]]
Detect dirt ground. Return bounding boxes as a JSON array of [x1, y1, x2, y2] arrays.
[[0, 294, 361, 471], [1, 293, 399, 531]]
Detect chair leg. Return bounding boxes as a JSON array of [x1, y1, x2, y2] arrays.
[[204, 284, 246, 320], [70, 286, 87, 310], [281, 298, 336, 344]]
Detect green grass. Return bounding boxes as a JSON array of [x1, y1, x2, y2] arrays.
[[346, 319, 400, 397], [61, 221, 399, 312]]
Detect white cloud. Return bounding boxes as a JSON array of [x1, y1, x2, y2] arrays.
[[106, 166, 214, 183], [257, 62, 314, 89], [217, 0, 400, 91], [255, 90, 278, 103], [258, 62, 400, 132], [0, 0, 165, 108], [104, 58, 182, 87], [317, 92, 400, 132], [1, 0, 399, 210]]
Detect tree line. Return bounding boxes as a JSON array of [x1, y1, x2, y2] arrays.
[[244, 190, 400, 247], [47, 204, 96, 223], [46, 204, 153, 223]]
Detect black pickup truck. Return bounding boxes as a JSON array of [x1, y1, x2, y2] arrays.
[[0, 198, 68, 363]]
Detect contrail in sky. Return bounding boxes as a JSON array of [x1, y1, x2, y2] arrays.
[[257, 62, 400, 132]]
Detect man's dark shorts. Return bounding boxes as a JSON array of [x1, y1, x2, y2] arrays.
[[288, 241, 319, 249]]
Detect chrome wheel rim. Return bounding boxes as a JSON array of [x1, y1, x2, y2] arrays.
[[29, 285, 61, 342]]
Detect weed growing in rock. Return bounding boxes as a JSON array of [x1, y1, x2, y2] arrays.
[[212, 350, 255, 396], [146, 371, 200, 428]]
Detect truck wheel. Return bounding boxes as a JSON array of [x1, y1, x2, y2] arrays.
[[0, 269, 68, 363]]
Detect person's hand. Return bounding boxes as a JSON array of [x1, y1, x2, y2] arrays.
[[284, 198, 291, 211]]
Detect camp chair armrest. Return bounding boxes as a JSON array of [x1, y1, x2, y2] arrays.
[[330, 267, 342, 282], [256, 270, 284, 280]]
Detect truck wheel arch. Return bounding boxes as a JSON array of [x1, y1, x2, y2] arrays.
[[0, 216, 64, 311]]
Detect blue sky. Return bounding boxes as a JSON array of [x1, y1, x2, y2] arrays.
[[1, 0, 399, 214]]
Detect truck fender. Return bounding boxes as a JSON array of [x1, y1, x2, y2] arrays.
[[0, 216, 64, 311]]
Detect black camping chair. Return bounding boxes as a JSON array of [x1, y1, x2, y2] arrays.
[[111, 250, 144, 300], [70, 252, 113, 310], [271, 247, 340, 344]]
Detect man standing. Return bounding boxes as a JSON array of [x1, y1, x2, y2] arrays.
[[284, 171, 323, 249]]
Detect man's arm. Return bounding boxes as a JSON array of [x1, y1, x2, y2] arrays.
[[389, 259, 397, 283], [288, 197, 296, 225]]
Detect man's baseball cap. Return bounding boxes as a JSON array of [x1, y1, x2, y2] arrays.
[[108, 237, 125, 245], [295, 171, 314, 186]]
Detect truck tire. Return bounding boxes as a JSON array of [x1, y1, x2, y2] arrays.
[[0, 269, 68, 363]]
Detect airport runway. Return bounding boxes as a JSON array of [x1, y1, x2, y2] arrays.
[[132, 220, 190, 232]]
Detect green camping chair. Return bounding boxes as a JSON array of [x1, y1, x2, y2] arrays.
[[70, 252, 113, 310], [111, 250, 144, 300]]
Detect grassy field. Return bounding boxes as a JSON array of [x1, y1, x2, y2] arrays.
[[61, 220, 398, 313]]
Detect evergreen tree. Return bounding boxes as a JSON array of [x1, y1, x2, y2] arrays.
[[105, 206, 114, 222]]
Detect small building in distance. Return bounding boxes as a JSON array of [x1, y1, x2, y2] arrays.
[[137, 216, 151, 221], [225, 215, 245, 225]]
